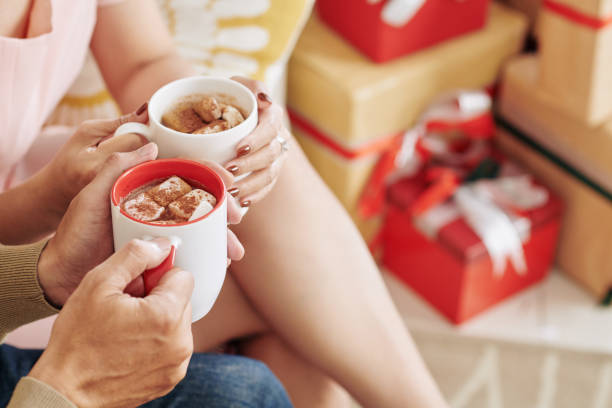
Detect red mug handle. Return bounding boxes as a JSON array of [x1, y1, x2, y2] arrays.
[[143, 246, 177, 295]]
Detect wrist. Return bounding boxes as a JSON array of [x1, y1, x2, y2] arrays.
[[37, 239, 69, 307], [34, 167, 69, 224], [29, 351, 88, 407]]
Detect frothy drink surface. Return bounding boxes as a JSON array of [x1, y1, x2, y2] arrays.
[[121, 176, 217, 224], [162, 94, 245, 134]]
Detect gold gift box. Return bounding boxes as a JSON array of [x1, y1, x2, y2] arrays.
[[293, 126, 383, 241], [287, 3, 526, 241], [498, 56, 612, 298], [499, 0, 542, 31], [539, 0, 612, 124], [287, 2, 527, 147]]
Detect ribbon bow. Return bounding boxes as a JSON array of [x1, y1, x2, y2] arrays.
[[418, 174, 549, 276], [359, 90, 495, 219]]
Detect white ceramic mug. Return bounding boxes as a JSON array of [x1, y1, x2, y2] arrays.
[[111, 159, 227, 322], [114, 76, 258, 163]]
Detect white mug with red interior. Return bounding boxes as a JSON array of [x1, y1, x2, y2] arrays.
[[111, 159, 227, 322], [113, 76, 258, 164]]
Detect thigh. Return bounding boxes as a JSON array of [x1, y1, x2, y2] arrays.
[[230, 136, 388, 348], [142, 353, 293, 408], [191, 273, 268, 352], [0, 344, 44, 406]]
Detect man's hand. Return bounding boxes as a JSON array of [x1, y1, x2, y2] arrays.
[[38, 143, 246, 307], [37, 143, 159, 305], [29, 238, 195, 408]]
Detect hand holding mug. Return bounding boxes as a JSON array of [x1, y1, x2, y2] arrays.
[[30, 238, 194, 407], [113, 76, 289, 212], [38, 143, 244, 307], [222, 77, 290, 208], [39, 109, 149, 219]]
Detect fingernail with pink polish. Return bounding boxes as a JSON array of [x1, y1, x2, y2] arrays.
[[237, 145, 251, 157], [258, 93, 273, 104], [136, 102, 148, 116]]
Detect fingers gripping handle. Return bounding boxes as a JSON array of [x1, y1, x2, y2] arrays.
[[115, 122, 154, 142]]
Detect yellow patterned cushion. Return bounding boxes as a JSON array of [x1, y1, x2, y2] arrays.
[[46, 0, 314, 126]]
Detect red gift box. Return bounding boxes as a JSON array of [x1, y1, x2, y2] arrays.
[[316, 0, 491, 63], [381, 168, 563, 324]]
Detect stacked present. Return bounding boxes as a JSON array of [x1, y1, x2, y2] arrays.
[[287, 2, 528, 240], [499, 0, 542, 32], [374, 92, 562, 324], [497, 0, 612, 299]]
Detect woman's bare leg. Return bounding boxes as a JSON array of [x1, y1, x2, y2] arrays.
[[191, 274, 349, 408], [240, 334, 352, 408], [229, 137, 448, 408], [191, 274, 267, 352]]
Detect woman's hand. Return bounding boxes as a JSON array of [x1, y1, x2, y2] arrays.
[[38, 144, 244, 307], [40, 105, 149, 218], [223, 77, 290, 208]]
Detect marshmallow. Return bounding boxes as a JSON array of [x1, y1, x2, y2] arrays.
[[194, 96, 222, 123], [123, 193, 164, 222], [162, 104, 204, 133], [168, 189, 217, 220], [147, 176, 192, 207], [222, 105, 245, 128], [193, 120, 229, 135]]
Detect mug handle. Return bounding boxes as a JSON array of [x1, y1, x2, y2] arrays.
[[115, 122, 154, 142], [143, 245, 177, 295]]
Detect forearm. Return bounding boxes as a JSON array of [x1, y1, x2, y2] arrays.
[[112, 53, 197, 113], [91, 0, 197, 114], [0, 171, 62, 245]]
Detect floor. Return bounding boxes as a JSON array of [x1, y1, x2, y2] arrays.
[[386, 270, 612, 407]]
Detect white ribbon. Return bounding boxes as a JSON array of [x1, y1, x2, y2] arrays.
[[454, 184, 527, 277], [415, 175, 549, 277]]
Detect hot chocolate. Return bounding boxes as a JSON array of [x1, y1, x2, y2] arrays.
[[162, 94, 245, 134], [121, 175, 217, 224]]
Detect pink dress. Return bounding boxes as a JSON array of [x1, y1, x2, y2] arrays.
[[0, 0, 121, 190], [2, 0, 122, 348]]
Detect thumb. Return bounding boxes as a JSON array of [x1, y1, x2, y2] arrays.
[[85, 142, 158, 199], [88, 238, 172, 293], [85, 106, 149, 140]]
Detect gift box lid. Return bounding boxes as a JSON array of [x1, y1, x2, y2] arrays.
[[316, 0, 490, 63], [387, 170, 563, 263], [287, 3, 527, 147]]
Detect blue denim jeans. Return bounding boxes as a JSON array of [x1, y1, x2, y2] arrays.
[[0, 344, 292, 407]]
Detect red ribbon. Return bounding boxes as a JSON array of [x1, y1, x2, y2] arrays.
[[357, 109, 495, 219], [288, 109, 400, 160], [543, 0, 612, 29], [358, 134, 405, 218]]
